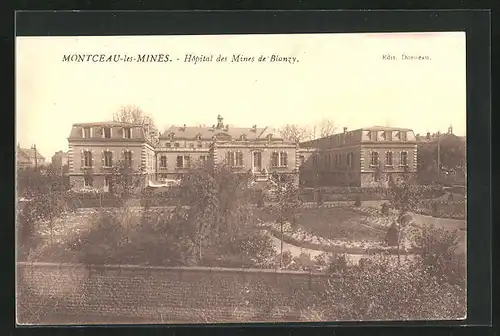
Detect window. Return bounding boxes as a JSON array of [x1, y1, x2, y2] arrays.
[[83, 127, 91, 138], [399, 131, 407, 141], [123, 127, 131, 139], [84, 175, 93, 187], [240, 135, 246, 141], [160, 155, 167, 168], [174, 143, 180, 148], [103, 151, 113, 167], [176, 155, 190, 168], [165, 143, 171, 148], [347, 152, 353, 167], [200, 155, 206, 163], [271, 151, 287, 167], [189, 143, 195, 148], [385, 131, 392, 141], [197, 143, 203, 148], [313, 155, 319, 167], [124, 151, 132, 167], [299, 155, 305, 165], [400, 151, 408, 166], [103, 127, 111, 139], [196, 134, 202, 141], [385, 151, 393, 166], [370, 152, 379, 166], [83, 150, 92, 167], [370, 131, 378, 141], [227, 151, 244, 167]]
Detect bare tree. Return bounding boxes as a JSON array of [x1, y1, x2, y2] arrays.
[[316, 118, 336, 138], [113, 105, 159, 145], [279, 124, 313, 143]]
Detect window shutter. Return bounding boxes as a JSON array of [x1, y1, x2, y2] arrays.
[[101, 151, 105, 166], [81, 151, 85, 168], [91, 151, 94, 167], [131, 151, 134, 168]]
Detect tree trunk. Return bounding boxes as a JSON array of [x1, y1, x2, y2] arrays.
[[280, 221, 284, 269]]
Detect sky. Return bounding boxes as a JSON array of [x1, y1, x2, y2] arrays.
[[16, 32, 466, 159]]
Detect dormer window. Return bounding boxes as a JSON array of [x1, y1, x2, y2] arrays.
[[123, 127, 131, 139], [385, 131, 392, 141], [103, 127, 111, 139], [399, 131, 407, 141], [240, 134, 246, 141], [370, 131, 378, 141], [267, 134, 273, 142], [169, 133, 175, 141], [196, 134, 202, 141], [82, 127, 91, 138]]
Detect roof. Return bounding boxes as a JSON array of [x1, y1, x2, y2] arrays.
[[18, 148, 45, 160], [359, 126, 413, 132], [72, 121, 143, 127], [159, 125, 282, 141]]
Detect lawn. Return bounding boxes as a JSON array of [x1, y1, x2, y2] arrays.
[[294, 207, 386, 242]]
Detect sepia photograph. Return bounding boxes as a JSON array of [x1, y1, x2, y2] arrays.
[[16, 32, 467, 324]]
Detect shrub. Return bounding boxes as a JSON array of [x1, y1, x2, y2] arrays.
[[353, 195, 362, 207], [381, 202, 391, 215], [413, 224, 465, 287], [326, 253, 349, 273], [384, 222, 399, 247], [320, 256, 465, 320]]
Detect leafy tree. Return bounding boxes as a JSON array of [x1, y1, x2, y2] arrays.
[[17, 165, 71, 252], [106, 159, 144, 200], [417, 133, 466, 184], [265, 175, 304, 268], [178, 164, 261, 263], [413, 224, 465, 287]]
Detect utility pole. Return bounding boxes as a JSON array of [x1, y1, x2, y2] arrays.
[[437, 131, 441, 181], [31, 144, 38, 171]]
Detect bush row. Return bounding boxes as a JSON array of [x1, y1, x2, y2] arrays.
[[414, 200, 466, 220]]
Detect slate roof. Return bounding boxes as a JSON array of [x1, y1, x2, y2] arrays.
[[360, 126, 413, 132], [160, 125, 282, 141]]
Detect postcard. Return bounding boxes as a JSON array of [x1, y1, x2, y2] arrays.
[[16, 31, 467, 325]]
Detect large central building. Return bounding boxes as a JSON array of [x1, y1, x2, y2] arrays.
[[299, 126, 418, 187], [156, 115, 299, 184]]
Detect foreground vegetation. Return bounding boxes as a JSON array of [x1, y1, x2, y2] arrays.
[[17, 164, 466, 320]]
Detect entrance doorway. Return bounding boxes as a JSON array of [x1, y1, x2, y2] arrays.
[[253, 151, 262, 172]]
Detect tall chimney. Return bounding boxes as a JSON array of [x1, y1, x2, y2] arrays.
[[343, 127, 347, 133]]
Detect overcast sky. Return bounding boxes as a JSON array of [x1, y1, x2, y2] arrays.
[[16, 32, 466, 159]]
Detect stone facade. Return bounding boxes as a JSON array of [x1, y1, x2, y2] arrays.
[[67, 122, 156, 191], [156, 115, 299, 185], [299, 126, 418, 187], [66, 118, 418, 190]]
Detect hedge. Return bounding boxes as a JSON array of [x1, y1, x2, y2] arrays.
[[414, 200, 466, 220]]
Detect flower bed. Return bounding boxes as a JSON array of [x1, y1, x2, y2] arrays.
[[299, 185, 445, 202], [413, 200, 466, 220], [260, 222, 418, 255]]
